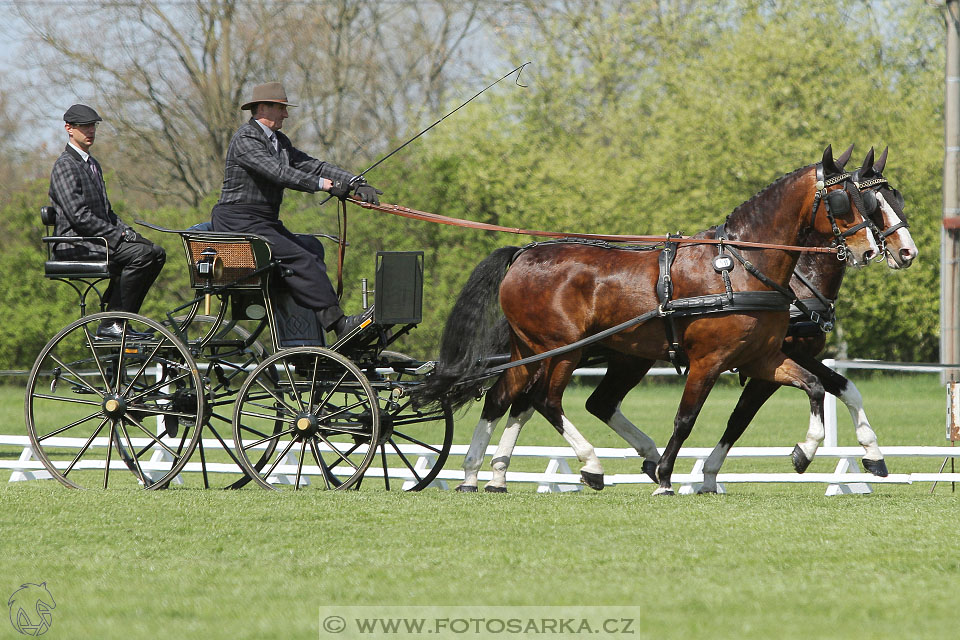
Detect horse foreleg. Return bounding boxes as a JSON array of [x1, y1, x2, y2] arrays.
[[799, 358, 886, 476], [485, 406, 535, 492], [655, 366, 721, 496], [700, 378, 779, 494]]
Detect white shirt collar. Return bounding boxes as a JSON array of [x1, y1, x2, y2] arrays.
[[254, 119, 276, 140], [68, 141, 90, 162]]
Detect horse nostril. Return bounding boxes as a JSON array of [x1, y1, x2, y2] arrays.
[[863, 249, 877, 263], [900, 248, 916, 264]]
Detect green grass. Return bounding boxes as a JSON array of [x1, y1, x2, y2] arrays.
[[0, 373, 956, 639]]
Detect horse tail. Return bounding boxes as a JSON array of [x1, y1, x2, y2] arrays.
[[417, 246, 519, 410]]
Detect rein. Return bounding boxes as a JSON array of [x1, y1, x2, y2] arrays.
[[347, 199, 840, 254]]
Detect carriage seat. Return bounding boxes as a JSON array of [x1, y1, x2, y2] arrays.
[[41, 205, 111, 279]]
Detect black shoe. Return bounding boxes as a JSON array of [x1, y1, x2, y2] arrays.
[[96, 321, 154, 340], [334, 307, 375, 339]]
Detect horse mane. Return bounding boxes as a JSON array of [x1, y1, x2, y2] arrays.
[[722, 163, 814, 236]]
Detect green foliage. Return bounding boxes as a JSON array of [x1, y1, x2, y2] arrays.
[[0, 0, 946, 365]]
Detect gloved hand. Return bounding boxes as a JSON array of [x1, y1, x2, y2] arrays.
[[328, 178, 352, 200], [353, 183, 382, 205], [121, 228, 139, 243]]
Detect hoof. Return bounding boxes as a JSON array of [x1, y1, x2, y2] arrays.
[[652, 486, 675, 497], [484, 484, 507, 493], [791, 444, 812, 474], [455, 484, 478, 493], [696, 486, 718, 495], [862, 457, 888, 477], [642, 460, 658, 483], [580, 470, 605, 491]]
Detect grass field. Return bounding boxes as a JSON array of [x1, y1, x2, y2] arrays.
[[1, 373, 957, 639]]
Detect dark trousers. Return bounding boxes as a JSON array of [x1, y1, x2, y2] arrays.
[[105, 237, 166, 313], [211, 204, 341, 327]]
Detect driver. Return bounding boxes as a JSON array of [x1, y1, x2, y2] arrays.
[[211, 82, 381, 338]]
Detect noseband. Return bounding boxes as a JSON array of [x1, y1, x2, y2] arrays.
[[812, 165, 870, 261], [854, 175, 909, 238]]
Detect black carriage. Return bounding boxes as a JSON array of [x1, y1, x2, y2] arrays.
[[25, 208, 453, 491]]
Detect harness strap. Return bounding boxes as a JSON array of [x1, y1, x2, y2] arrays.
[[791, 269, 835, 332], [656, 236, 684, 374]]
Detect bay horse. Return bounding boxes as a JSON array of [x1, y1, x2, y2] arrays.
[[418, 146, 879, 495], [696, 146, 917, 492]]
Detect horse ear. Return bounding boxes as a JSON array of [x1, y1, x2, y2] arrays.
[[836, 144, 854, 169], [860, 147, 876, 176], [873, 146, 888, 174], [821, 145, 841, 175]]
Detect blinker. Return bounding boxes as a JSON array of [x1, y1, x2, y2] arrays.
[[825, 189, 850, 216], [861, 190, 878, 214]]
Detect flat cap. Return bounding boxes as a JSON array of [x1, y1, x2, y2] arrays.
[[63, 104, 102, 125]]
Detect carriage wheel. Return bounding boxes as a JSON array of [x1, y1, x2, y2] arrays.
[[25, 312, 204, 489], [233, 347, 380, 490], [171, 314, 272, 489], [369, 352, 454, 491]]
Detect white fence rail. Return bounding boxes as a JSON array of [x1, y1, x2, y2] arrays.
[[4, 359, 958, 494]]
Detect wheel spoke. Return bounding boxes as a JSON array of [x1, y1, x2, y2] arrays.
[[49, 354, 106, 397], [242, 428, 296, 452], [260, 436, 299, 483], [120, 339, 169, 396], [389, 438, 424, 483], [294, 439, 307, 490], [31, 393, 103, 408], [104, 423, 115, 488], [37, 410, 104, 441], [307, 355, 319, 412], [281, 359, 305, 413], [82, 324, 113, 393], [381, 446, 391, 491], [238, 409, 295, 424], [308, 438, 336, 490], [315, 432, 360, 471], [122, 414, 180, 458], [125, 371, 193, 404], [118, 420, 147, 485], [63, 417, 110, 477], [389, 430, 445, 455]]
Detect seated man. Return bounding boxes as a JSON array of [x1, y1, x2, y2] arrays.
[[48, 104, 166, 338], [211, 82, 381, 338]]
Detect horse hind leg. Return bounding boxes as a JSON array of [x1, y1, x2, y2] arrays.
[[484, 405, 535, 493], [457, 373, 522, 492], [586, 357, 659, 482], [699, 378, 779, 494], [811, 361, 887, 477]]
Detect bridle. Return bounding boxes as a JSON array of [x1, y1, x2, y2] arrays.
[[852, 173, 909, 261], [811, 165, 872, 262]]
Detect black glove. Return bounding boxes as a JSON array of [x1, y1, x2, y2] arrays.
[[121, 228, 139, 243], [353, 183, 382, 205], [328, 178, 352, 200]]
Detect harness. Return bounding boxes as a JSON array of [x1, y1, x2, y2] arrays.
[[474, 165, 867, 381]]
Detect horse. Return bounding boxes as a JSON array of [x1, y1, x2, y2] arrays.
[[695, 146, 917, 492], [418, 145, 880, 495]]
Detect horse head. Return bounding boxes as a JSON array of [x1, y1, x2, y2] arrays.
[[814, 144, 879, 267], [853, 146, 917, 268]]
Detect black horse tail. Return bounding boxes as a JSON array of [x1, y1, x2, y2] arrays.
[[416, 246, 519, 411]]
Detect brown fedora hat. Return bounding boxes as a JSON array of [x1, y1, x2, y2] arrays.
[[241, 82, 298, 110]]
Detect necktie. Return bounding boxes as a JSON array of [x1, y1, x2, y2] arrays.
[[87, 157, 99, 180], [269, 133, 278, 153], [87, 157, 107, 208]]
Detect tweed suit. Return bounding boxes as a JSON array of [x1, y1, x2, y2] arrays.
[[212, 119, 355, 325], [48, 144, 165, 313]]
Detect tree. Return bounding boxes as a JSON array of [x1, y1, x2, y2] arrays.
[[13, 0, 484, 207]]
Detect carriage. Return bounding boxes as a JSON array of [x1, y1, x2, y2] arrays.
[[25, 210, 454, 490], [24, 145, 915, 495]]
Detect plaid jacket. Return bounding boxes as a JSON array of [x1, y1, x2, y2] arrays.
[[48, 145, 131, 257], [217, 119, 354, 207]]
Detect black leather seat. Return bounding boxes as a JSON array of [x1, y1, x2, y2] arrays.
[[41, 205, 111, 279]]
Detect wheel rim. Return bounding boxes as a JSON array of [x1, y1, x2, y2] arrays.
[[233, 348, 380, 490], [373, 388, 453, 491], [25, 312, 204, 489]]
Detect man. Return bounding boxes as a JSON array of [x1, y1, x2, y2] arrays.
[[211, 81, 381, 338], [48, 104, 166, 339]]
